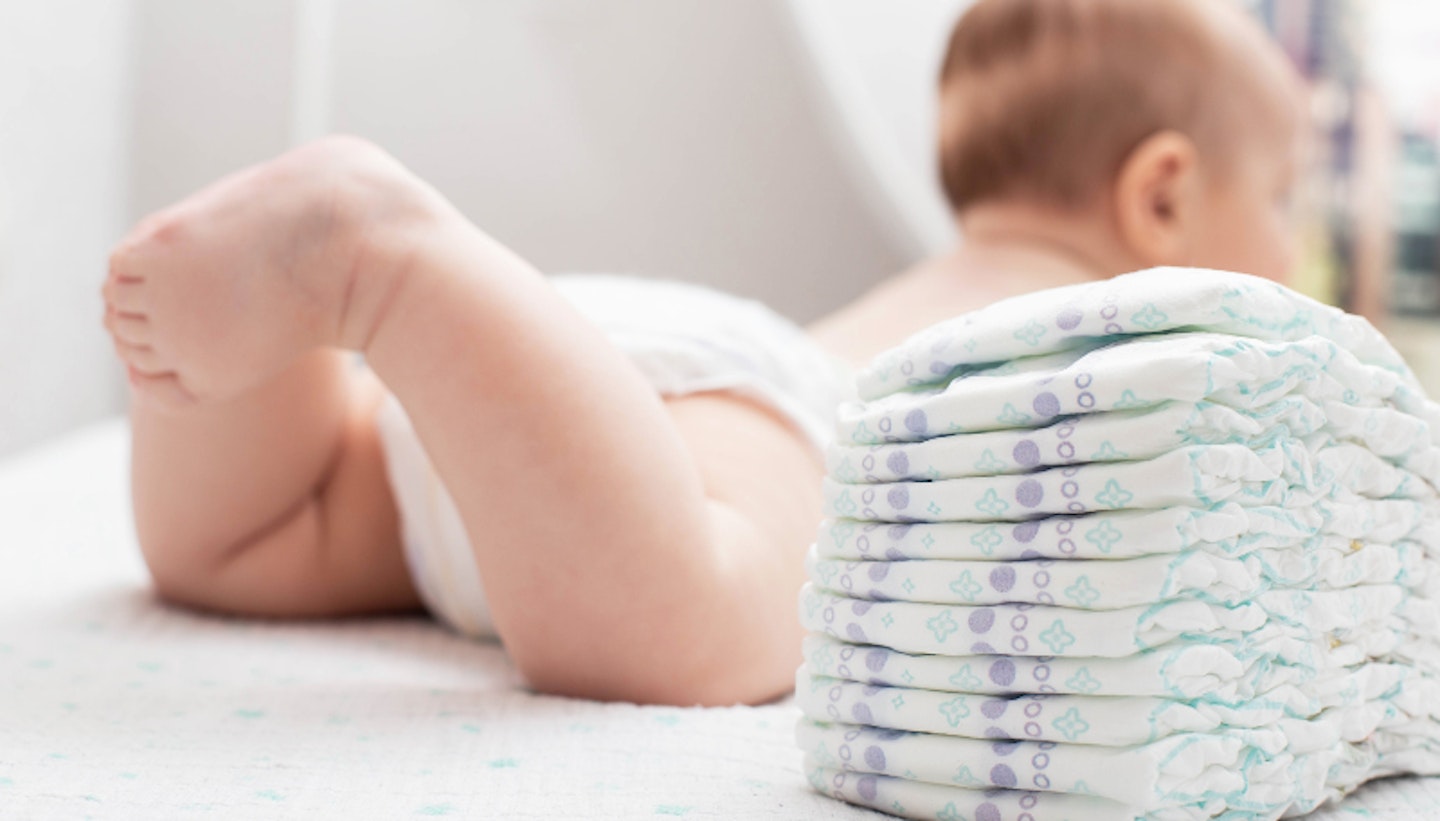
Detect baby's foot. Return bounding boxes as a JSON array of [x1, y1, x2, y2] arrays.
[[102, 136, 437, 410]]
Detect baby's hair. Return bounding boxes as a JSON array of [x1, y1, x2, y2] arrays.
[[937, 0, 1282, 214]]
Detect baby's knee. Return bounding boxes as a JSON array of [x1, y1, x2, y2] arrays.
[[289, 136, 436, 214], [508, 620, 788, 708], [134, 532, 217, 612], [516, 653, 738, 708]]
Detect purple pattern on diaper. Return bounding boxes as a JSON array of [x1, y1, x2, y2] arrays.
[[857, 775, 878, 801], [990, 738, 1019, 756], [865, 649, 888, 672], [990, 566, 1016, 592], [864, 746, 886, 771], [1033, 392, 1061, 418], [886, 451, 909, 476], [904, 409, 928, 435], [969, 609, 995, 633], [1013, 440, 1041, 467], [1016, 479, 1043, 507], [990, 658, 1016, 686]]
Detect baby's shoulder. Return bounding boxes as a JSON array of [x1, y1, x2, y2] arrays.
[[809, 263, 1008, 368]]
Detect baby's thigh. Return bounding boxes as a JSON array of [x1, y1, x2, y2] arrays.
[[201, 370, 419, 617]]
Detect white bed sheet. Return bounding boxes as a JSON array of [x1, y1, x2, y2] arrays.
[[2, 420, 1438, 820]]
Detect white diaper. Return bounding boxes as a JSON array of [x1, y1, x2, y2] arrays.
[[374, 273, 854, 639], [858, 267, 1419, 400], [805, 763, 1144, 821], [802, 634, 1264, 700], [801, 269, 1440, 821], [797, 718, 1295, 814], [823, 441, 1434, 523], [840, 332, 1434, 446], [799, 583, 1405, 658], [807, 542, 1427, 609], [828, 399, 1439, 483], [817, 500, 1439, 562]]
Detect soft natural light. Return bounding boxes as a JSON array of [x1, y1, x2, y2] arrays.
[[7, 4, 1440, 819]]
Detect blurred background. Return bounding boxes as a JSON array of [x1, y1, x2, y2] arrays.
[[0, 0, 1437, 457]]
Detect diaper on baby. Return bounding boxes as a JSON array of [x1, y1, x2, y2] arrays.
[[375, 273, 854, 639], [799, 268, 1440, 821]]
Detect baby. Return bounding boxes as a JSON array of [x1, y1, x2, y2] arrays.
[[810, 0, 1304, 363], [103, 0, 1304, 707]]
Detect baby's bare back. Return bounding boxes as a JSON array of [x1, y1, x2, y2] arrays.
[[807, 248, 1106, 370]]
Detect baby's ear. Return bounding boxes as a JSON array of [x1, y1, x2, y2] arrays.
[[1112, 130, 1202, 268]]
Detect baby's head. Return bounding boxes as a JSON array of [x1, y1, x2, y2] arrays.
[[938, 0, 1304, 281]]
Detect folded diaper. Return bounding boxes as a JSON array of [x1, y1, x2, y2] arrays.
[[795, 671, 1280, 745], [798, 718, 1294, 811], [857, 267, 1420, 399], [803, 634, 1272, 700], [817, 501, 1440, 562], [805, 761, 1148, 821], [822, 441, 1433, 523], [797, 269, 1440, 821], [841, 332, 1435, 446], [829, 399, 1440, 484], [807, 541, 1424, 608], [800, 583, 1403, 658]]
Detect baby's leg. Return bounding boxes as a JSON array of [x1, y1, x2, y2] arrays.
[[121, 347, 419, 618], [107, 147, 423, 619], [107, 137, 818, 706], [364, 253, 821, 707]]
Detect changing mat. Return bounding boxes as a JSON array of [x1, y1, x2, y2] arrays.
[[0, 420, 864, 819], [3, 424, 1439, 819]]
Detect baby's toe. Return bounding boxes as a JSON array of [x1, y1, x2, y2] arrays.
[[103, 305, 152, 346], [112, 339, 169, 375], [102, 274, 148, 315]]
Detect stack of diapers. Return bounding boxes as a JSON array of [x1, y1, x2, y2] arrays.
[[796, 268, 1440, 820]]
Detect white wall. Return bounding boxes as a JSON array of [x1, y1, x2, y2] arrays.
[[784, 0, 969, 258], [129, 0, 910, 324], [324, 0, 910, 321], [0, 1, 132, 457], [129, 1, 297, 221], [5, 0, 948, 456]]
